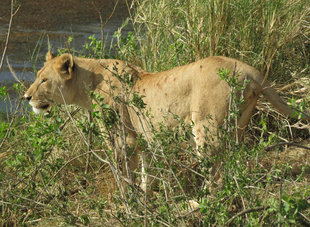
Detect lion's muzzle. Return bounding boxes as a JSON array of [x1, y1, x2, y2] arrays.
[[24, 94, 32, 101], [24, 94, 51, 114]]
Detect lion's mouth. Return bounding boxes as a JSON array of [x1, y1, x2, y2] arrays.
[[29, 101, 51, 114], [39, 103, 50, 110]]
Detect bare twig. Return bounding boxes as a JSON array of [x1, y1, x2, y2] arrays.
[[84, 110, 93, 174], [265, 142, 310, 151], [57, 87, 133, 214], [2, 190, 55, 211], [6, 57, 23, 85], [299, 212, 310, 226], [103, 0, 120, 26], [0, 87, 24, 149], [57, 88, 108, 165], [233, 176, 248, 222], [278, 179, 283, 227], [0, 200, 29, 209], [225, 206, 270, 226], [48, 151, 92, 186], [0, 58, 24, 149], [177, 206, 200, 219], [59, 107, 81, 130], [0, 0, 20, 73], [92, 0, 120, 53]]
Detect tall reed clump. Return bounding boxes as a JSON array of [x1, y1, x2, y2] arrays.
[[118, 0, 310, 80]]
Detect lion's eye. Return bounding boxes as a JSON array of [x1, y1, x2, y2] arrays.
[[41, 78, 48, 83]]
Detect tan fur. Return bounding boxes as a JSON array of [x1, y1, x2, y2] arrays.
[[25, 52, 309, 135], [24, 52, 310, 192]]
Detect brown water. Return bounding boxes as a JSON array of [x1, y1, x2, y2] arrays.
[[0, 0, 130, 111]]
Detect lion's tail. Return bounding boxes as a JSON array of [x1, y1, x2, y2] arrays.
[[261, 82, 310, 121], [246, 66, 310, 121]]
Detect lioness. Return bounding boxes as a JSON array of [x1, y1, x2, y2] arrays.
[[24, 52, 309, 190]]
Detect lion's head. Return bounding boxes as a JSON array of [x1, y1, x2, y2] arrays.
[[24, 52, 76, 114]]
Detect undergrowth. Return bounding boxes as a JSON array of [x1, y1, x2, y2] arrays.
[[1, 0, 310, 226]]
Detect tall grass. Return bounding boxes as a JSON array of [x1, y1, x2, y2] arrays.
[[119, 0, 310, 80]]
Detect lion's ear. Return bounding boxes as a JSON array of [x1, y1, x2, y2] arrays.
[[55, 54, 75, 80], [46, 51, 55, 61]]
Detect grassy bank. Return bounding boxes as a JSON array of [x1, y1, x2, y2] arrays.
[[1, 0, 310, 226]]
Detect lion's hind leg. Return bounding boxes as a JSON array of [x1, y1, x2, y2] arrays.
[[192, 117, 219, 157], [192, 118, 224, 193]]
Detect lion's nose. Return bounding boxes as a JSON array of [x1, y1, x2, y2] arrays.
[[24, 94, 32, 101]]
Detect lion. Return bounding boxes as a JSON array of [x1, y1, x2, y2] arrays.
[[24, 52, 310, 191]]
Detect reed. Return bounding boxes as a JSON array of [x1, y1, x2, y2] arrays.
[[120, 0, 309, 81]]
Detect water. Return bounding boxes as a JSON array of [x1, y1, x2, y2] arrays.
[[0, 0, 130, 112]]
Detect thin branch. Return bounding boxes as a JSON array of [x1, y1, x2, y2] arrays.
[[0, 87, 25, 150], [233, 176, 248, 222], [84, 110, 93, 174], [177, 206, 200, 219], [59, 107, 81, 130], [299, 212, 310, 226], [47, 151, 92, 185], [92, 0, 119, 53], [225, 206, 270, 226], [265, 142, 310, 151], [6, 57, 23, 85], [0, 200, 29, 209], [57, 87, 108, 165], [2, 190, 55, 211], [57, 87, 133, 214], [0, 0, 20, 73]]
